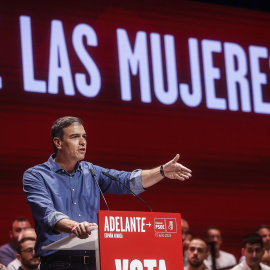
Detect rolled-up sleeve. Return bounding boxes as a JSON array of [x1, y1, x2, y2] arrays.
[[46, 212, 70, 234], [129, 169, 145, 195]]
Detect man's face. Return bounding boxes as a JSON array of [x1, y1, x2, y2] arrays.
[[257, 228, 270, 250], [56, 124, 87, 162], [242, 243, 264, 268], [187, 239, 208, 267], [10, 221, 31, 245], [17, 240, 40, 269], [206, 229, 222, 250]]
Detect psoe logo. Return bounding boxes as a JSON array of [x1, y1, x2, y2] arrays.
[[154, 218, 177, 233], [154, 218, 166, 233], [168, 221, 174, 230], [166, 218, 177, 233]]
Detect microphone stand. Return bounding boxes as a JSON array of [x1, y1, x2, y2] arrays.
[[102, 171, 152, 212], [90, 168, 110, 211]]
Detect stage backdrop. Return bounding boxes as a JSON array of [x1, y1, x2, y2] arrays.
[[0, 0, 269, 259]]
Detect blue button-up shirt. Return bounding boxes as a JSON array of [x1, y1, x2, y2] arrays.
[[23, 154, 144, 257]]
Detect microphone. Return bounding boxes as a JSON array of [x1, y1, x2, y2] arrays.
[[90, 168, 109, 211], [102, 171, 152, 212]]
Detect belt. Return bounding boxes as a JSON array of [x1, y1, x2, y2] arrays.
[[41, 254, 96, 265]]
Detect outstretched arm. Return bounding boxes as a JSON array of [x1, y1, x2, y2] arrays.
[[141, 154, 192, 188]]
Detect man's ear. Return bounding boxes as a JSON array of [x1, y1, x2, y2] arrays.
[[16, 253, 22, 262], [241, 248, 245, 256], [53, 137, 62, 150]]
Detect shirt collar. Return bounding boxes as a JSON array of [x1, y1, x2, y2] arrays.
[[48, 154, 82, 173], [243, 260, 262, 270]]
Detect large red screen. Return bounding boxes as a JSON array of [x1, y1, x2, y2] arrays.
[[0, 0, 269, 259]]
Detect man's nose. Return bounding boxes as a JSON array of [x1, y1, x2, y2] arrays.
[[212, 236, 219, 242], [80, 137, 86, 145]]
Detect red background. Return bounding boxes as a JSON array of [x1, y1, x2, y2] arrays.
[[0, 0, 269, 260]]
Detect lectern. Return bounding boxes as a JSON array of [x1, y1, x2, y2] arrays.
[[43, 211, 183, 269], [42, 225, 100, 269]]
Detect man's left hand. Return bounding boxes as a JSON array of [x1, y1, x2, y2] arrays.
[[163, 154, 192, 181]]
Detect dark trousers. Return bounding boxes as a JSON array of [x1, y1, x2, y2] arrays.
[[40, 251, 96, 270]]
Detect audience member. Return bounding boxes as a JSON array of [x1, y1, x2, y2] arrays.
[[0, 264, 6, 270], [261, 250, 270, 266], [0, 217, 31, 266], [256, 225, 270, 254], [184, 238, 209, 270], [16, 238, 39, 270], [239, 224, 270, 263], [231, 233, 270, 270], [7, 228, 36, 270], [204, 226, 237, 269], [182, 218, 190, 242], [182, 218, 190, 267], [183, 231, 193, 251]]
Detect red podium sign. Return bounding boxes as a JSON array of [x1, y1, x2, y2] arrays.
[[98, 210, 183, 269]]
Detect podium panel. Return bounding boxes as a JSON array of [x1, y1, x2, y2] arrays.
[[98, 210, 183, 269]]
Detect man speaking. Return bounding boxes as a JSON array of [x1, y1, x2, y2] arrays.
[[23, 116, 192, 269]]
